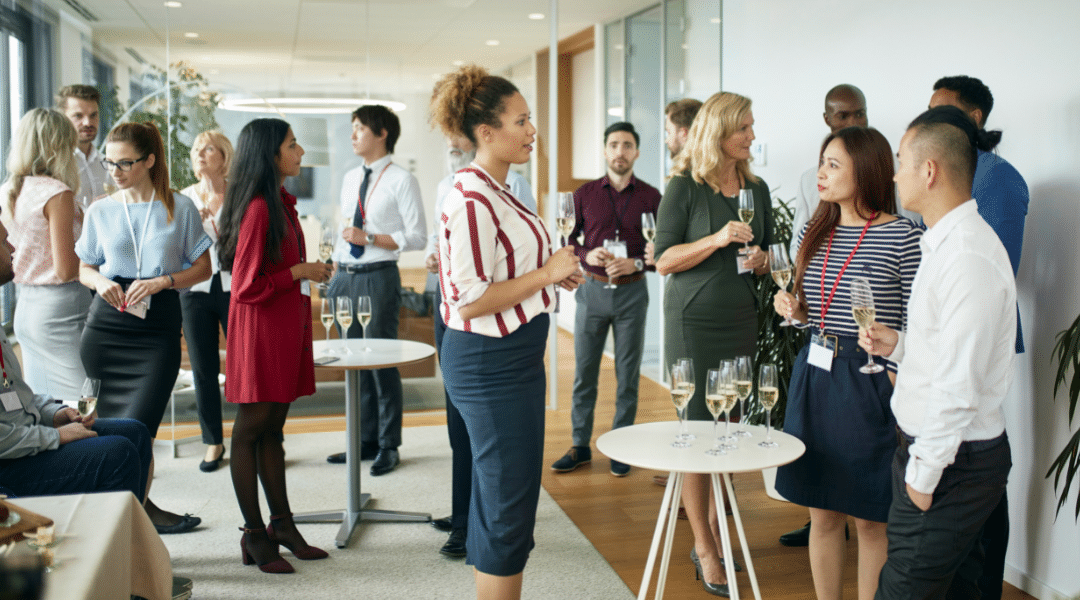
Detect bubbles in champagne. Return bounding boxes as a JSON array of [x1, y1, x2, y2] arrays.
[[760, 386, 779, 409], [852, 306, 876, 329], [771, 268, 791, 290]]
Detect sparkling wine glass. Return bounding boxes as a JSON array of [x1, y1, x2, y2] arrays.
[[759, 363, 780, 448], [770, 244, 796, 327], [357, 295, 373, 352], [704, 369, 728, 456], [719, 359, 738, 449], [78, 378, 100, 419], [602, 239, 627, 289], [320, 297, 336, 354], [335, 296, 354, 355], [669, 360, 694, 448], [675, 358, 696, 442], [641, 212, 656, 244], [738, 189, 755, 256], [556, 192, 575, 247], [851, 276, 884, 374], [734, 356, 753, 437], [317, 226, 335, 292]]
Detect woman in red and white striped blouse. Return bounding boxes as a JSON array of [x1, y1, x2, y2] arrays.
[[430, 65, 582, 598]]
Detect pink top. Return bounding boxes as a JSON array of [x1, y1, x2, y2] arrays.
[[11, 176, 82, 286]]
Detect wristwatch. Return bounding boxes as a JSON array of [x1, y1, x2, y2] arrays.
[[634, 258, 644, 272], [366, 233, 375, 245]]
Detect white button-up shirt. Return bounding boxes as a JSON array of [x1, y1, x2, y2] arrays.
[[331, 154, 426, 265], [73, 146, 112, 208], [888, 199, 1016, 494]]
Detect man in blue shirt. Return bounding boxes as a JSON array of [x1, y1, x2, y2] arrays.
[[928, 74, 1029, 600]]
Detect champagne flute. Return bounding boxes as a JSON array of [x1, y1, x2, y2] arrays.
[[641, 212, 656, 243], [78, 377, 100, 419], [734, 356, 753, 437], [335, 296, 354, 355], [318, 225, 335, 292], [675, 358, 696, 442], [357, 295, 373, 352], [759, 364, 780, 448], [602, 239, 627, 290], [719, 359, 737, 449], [738, 189, 755, 253], [704, 369, 728, 456], [556, 192, 575, 246], [851, 276, 884, 374], [320, 297, 336, 354], [770, 243, 795, 327], [669, 361, 693, 448]]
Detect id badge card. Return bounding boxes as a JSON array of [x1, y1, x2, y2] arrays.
[[736, 248, 752, 275], [126, 296, 150, 320], [300, 280, 311, 297], [604, 239, 628, 260], [808, 333, 835, 371], [1, 389, 21, 411]]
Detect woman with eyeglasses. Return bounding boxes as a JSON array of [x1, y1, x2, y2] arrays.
[[76, 121, 212, 534], [4, 108, 92, 400]]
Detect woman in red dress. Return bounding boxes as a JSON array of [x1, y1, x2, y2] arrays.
[[217, 118, 334, 573]]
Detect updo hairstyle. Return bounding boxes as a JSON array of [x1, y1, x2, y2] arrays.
[[430, 65, 519, 145]]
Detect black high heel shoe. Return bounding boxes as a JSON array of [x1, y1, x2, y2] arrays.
[[199, 446, 225, 472], [694, 558, 731, 597], [240, 527, 294, 574], [691, 546, 742, 572], [267, 513, 329, 560]]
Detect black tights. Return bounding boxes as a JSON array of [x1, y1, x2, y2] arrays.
[[231, 402, 291, 529]]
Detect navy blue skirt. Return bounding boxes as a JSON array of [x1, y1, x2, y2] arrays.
[[774, 338, 896, 523], [441, 314, 548, 577]]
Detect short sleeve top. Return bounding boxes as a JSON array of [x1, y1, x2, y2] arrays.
[[12, 176, 82, 286], [75, 191, 212, 280]]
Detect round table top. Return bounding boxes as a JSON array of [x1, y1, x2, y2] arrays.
[[597, 421, 805, 474], [312, 339, 435, 370]]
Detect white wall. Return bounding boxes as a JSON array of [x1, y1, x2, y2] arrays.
[[721, 1, 1080, 597]]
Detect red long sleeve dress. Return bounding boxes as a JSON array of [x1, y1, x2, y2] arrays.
[[225, 189, 315, 404]]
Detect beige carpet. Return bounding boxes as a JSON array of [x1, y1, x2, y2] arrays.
[[151, 425, 633, 599]]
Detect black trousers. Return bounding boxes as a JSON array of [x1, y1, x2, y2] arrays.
[[977, 491, 1009, 600], [179, 274, 230, 445], [875, 431, 1011, 600], [435, 288, 471, 531]]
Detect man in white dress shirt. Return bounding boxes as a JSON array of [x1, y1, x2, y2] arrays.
[[860, 106, 1015, 600], [325, 105, 426, 476], [57, 85, 112, 207]]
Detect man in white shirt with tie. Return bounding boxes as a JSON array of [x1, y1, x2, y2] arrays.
[[860, 105, 1015, 600], [325, 105, 426, 476], [57, 85, 112, 207]]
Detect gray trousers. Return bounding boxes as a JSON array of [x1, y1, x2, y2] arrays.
[[328, 263, 402, 449], [571, 277, 648, 447]]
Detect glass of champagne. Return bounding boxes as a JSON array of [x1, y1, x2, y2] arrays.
[[556, 192, 575, 246], [851, 276, 884, 374], [770, 244, 796, 327], [320, 297, 336, 354], [335, 296, 354, 355], [602, 238, 627, 289], [669, 360, 694, 448], [318, 225, 335, 292], [675, 358, 696, 442], [357, 295, 373, 352], [641, 212, 656, 243], [759, 364, 780, 448], [734, 356, 753, 437], [718, 359, 738, 449], [78, 378, 100, 419], [738, 189, 755, 254], [704, 369, 727, 456]]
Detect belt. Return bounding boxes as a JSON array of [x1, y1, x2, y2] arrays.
[[809, 328, 864, 358], [340, 261, 396, 274], [585, 271, 644, 286], [897, 428, 1007, 453]]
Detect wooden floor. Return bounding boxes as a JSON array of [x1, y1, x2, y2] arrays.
[[165, 327, 1035, 600]]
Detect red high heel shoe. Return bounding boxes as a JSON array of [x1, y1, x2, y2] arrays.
[[267, 513, 329, 560], [240, 527, 295, 574]]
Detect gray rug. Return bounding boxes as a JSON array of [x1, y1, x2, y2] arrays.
[[152, 426, 633, 599]]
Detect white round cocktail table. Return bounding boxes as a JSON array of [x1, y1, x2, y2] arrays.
[[598, 421, 805, 600]]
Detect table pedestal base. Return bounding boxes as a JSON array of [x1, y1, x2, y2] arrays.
[[295, 497, 431, 548]]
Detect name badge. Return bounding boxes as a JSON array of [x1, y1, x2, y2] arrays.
[[1, 389, 21, 412], [125, 297, 149, 320], [808, 333, 835, 371], [300, 280, 311, 297], [736, 248, 752, 275]]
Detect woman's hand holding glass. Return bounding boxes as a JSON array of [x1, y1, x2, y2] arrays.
[[712, 220, 753, 250], [291, 262, 334, 283]]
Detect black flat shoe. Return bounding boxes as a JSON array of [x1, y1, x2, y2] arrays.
[[431, 516, 453, 532], [439, 529, 467, 558], [155, 513, 202, 534], [199, 447, 225, 472], [370, 449, 399, 476]]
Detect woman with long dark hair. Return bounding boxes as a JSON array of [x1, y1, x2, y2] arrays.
[[217, 118, 333, 574], [77, 121, 212, 533], [773, 127, 922, 600]]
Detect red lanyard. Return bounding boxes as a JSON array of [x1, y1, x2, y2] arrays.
[[819, 213, 877, 324], [1, 343, 9, 387], [356, 163, 392, 222]]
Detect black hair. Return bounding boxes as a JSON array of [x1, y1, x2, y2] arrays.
[[933, 75, 994, 125], [604, 121, 640, 147], [217, 118, 291, 270], [352, 105, 401, 153], [906, 106, 996, 190]]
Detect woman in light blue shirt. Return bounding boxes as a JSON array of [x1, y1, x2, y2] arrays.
[[77, 121, 212, 534]]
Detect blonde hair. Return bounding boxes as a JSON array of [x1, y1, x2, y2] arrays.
[[670, 92, 758, 192], [4, 108, 80, 214], [189, 130, 234, 180]]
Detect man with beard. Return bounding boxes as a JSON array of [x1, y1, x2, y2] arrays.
[[550, 122, 661, 477], [424, 134, 535, 558], [57, 85, 113, 207], [664, 98, 702, 159]]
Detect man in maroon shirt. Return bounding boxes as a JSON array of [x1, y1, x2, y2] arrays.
[[551, 122, 661, 477]]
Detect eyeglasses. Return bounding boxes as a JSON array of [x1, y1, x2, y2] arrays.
[[100, 156, 148, 172]]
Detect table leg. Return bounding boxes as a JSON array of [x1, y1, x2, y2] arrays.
[[637, 471, 681, 600], [724, 473, 762, 600], [711, 473, 740, 600], [654, 472, 684, 600]]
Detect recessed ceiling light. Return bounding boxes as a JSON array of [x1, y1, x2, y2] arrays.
[[163, 1, 182, 7], [452, 60, 465, 66], [528, 13, 544, 20], [485, 40, 500, 46], [219, 97, 406, 114], [184, 32, 199, 38], [710, 17, 721, 24], [209, 69, 219, 75]]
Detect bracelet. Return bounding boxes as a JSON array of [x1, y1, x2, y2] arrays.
[[166, 274, 175, 288]]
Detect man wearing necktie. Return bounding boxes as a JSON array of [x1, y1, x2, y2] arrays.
[[325, 105, 427, 476]]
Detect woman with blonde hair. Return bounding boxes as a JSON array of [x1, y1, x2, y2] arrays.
[[179, 130, 234, 472], [4, 108, 92, 400], [654, 91, 774, 596]]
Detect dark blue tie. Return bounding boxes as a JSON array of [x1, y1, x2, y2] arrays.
[[350, 166, 372, 258]]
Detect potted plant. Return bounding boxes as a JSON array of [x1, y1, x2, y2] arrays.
[[1048, 312, 1080, 519]]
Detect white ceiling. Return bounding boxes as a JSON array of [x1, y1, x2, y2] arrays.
[[77, 0, 658, 99]]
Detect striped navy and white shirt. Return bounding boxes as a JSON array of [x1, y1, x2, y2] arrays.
[[797, 217, 923, 372], [439, 164, 555, 338]]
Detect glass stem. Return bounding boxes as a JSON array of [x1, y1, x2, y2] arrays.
[[738, 399, 746, 431], [766, 410, 773, 442], [725, 414, 731, 440], [712, 417, 719, 447]]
